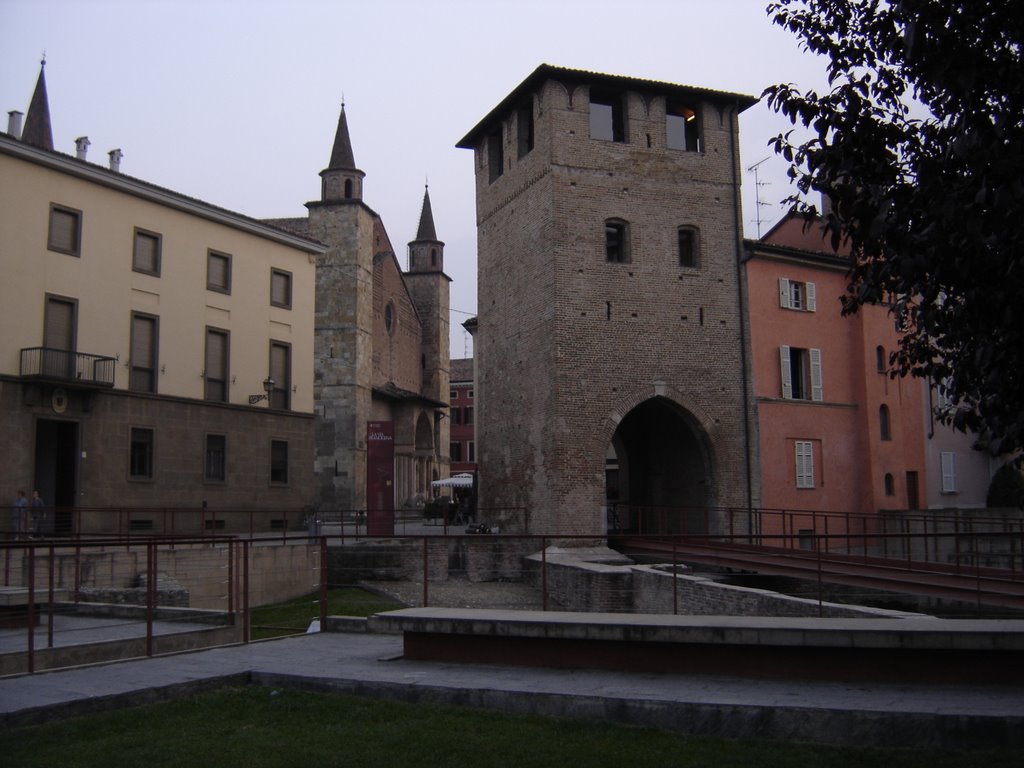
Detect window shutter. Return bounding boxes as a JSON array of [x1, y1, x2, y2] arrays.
[[206, 331, 226, 380], [780, 345, 793, 398], [778, 278, 791, 308], [941, 452, 958, 493], [809, 348, 823, 401], [806, 282, 816, 312], [795, 441, 815, 488], [44, 299, 75, 351]]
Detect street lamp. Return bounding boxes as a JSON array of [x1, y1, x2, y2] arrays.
[[248, 376, 275, 406]]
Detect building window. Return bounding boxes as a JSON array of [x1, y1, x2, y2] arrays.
[[130, 313, 158, 393], [467, 441, 476, 462], [884, 472, 895, 496], [879, 404, 892, 440], [450, 442, 462, 461], [941, 451, 958, 493], [517, 101, 534, 158], [780, 345, 823, 401], [678, 227, 699, 268], [590, 88, 625, 143], [204, 327, 229, 402], [207, 250, 232, 294], [43, 295, 77, 377], [605, 219, 630, 263], [450, 390, 458, 401], [270, 440, 289, 485], [205, 434, 226, 482], [384, 302, 395, 334], [778, 278, 817, 311], [795, 440, 815, 489], [129, 427, 154, 480], [487, 128, 503, 183], [269, 341, 291, 410], [132, 228, 161, 275], [876, 345, 887, 373], [464, 407, 474, 425], [666, 100, 700, 152], [450, 407, 462, 426], [270, 268, 292, 309], [467, 389, 474, 399], [48, 204, 82, 256]]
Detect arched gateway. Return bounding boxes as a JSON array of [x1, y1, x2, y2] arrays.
[[606, 397, 714, 535]]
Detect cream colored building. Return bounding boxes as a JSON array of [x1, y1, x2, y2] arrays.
[[1, 66, 324, 533]]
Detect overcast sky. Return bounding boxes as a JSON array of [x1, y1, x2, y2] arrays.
[[1, 0, 830, 357]]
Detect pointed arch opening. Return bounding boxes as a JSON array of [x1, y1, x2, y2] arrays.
[[606, 396, 712, 534]]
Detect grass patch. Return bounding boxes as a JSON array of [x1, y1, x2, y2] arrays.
[[250, 587, 404, 640], [0, 686, 1018, 768]]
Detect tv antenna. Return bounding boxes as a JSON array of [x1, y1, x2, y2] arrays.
[[747, 156, 774, 239]]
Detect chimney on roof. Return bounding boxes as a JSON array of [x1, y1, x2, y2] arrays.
[[7, 111, 23, 139], [108, 148, 122, 172], [75, 136, 90, 161]]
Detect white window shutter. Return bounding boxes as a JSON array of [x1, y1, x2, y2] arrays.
[[779, 278, 791, 308], [806, 282, 816, 312], [780, 345, 793, 398], [795, 441, 815, 488], [941, 452, 958, 493], [809, 348, 823, 401]]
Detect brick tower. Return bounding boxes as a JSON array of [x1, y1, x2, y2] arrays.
[[457, 65, 761, 536]]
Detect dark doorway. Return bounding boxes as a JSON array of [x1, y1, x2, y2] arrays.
[[607, 397, 710, 534], [905, 470, 920, 510], [34, 419, 78, 535]]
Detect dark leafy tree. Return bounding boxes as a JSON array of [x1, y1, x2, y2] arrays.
[[763, 0, 1024, 457]]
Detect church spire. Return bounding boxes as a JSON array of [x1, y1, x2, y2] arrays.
[[320, 101, 365, 203], [327, 102, 357, 170], [415, 184, 438, 241], [22, 58, 53, 151], [408, 182, 444, 273]]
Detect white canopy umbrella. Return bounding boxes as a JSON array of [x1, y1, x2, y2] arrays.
[[431, 473, 474, 489]]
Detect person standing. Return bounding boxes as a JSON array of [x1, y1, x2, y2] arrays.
[[30, 490, 45, 538], [11, 490, 28, 540]]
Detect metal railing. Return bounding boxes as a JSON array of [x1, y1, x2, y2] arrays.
[[19, 347, 116, 387]]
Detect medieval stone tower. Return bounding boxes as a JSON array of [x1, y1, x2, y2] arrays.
[[298, 106, 450, 516], [457, 65, 760, 535]]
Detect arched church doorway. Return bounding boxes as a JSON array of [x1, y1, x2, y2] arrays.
[[607, 397, 711, 534]]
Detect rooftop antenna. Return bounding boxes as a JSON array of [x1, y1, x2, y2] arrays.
[[747, 156, 773, 239]]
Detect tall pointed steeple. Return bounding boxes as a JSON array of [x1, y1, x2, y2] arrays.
[[22, 58, 53, 151], [320, 101, 365, 202], [408, 183, 444, 273], [415, 184, 438, 241]]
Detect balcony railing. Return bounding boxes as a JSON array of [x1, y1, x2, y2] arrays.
[[19, 347, 116, 388]]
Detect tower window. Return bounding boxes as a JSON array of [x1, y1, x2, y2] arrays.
[[876, 345, 887, 373], [605, 219, 630, 263], [879, 404, 892, 440], [487, 128, 504, 183], [666, 100, 700, 152], [678, 226, 699, 268], [344, 178, 353, 199], [517, 101, 534, 158], [590, 89, 626, 143], [884, 472, 895, 495]]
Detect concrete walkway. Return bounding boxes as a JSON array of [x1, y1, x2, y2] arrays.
[[2, 627, 1022, 749]]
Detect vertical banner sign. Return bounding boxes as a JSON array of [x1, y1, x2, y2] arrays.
[[366, 421, 395, 536]]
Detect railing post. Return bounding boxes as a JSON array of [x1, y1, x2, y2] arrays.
[[242, 539, 250, 644], [145, 542, 155, 658], [27, 545, 35, 674], [672, 537, 678, 615], [319, 535, 328, 628], [541, 536, 548, 612], [422, 537, 429, 607], [47, 544, 55, 649]]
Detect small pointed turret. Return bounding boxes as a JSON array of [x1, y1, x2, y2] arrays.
[[320, 101, 365, 202], [22, 59, 53, 151], [408, 184, 444, 273]]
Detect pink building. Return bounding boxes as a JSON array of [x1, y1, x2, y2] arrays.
[[745, 213, 928, 543]]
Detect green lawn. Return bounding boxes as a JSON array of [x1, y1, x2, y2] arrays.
[[0, 686, 1016, 768], [249, 587, 405, 640]]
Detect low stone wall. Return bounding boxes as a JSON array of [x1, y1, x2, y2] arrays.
[[525, 548, 920, 618]]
